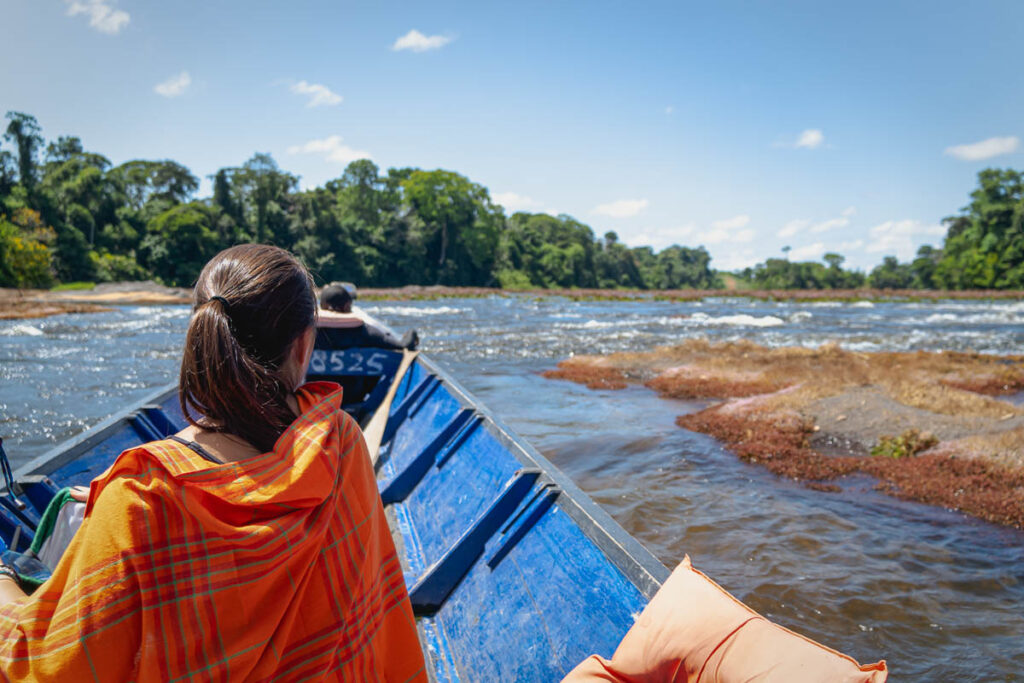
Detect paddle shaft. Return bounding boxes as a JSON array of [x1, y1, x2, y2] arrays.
[[362, 349, 418, 464]]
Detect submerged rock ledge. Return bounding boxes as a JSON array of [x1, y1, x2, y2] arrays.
[[544, 339, 1024, 528]]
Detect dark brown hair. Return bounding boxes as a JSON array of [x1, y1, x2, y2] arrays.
[[179, 244, 316, 452]]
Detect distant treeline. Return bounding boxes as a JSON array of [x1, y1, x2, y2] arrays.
[[738, 167, 1023, 291], [1, 111, 1021, 291]]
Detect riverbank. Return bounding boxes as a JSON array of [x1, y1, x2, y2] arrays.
[[3, 283, 1024, 319], [544, 340, 1024, 528], [0, 282, 189, 319]]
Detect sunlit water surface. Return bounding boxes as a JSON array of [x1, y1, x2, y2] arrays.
[[3, 296, 1023, 680]]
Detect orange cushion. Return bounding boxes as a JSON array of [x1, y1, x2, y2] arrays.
[[563, 556, 887, 682]]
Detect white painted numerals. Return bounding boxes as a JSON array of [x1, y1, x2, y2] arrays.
[[309, 350, 328, 373], [309, 350, 389, 375]]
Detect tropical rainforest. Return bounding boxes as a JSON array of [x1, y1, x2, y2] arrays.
[[1, 111, 1021, 291]]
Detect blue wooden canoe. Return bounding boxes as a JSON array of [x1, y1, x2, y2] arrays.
[[2, 345, 670, 681]]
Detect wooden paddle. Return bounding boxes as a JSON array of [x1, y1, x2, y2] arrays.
[[363, 349, 419, 464]]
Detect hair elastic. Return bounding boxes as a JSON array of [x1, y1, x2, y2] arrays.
[[208, 295, 230, 308]]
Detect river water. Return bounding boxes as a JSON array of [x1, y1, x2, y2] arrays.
[[2, 296, 1023, 680]]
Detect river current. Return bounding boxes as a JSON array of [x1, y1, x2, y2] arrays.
[[2, 296, 1023, 680]]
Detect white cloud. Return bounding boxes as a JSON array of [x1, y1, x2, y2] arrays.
[[944, 136, 1020, 161], [625, 224, 696, 250], [795, 129, 825, 149], [287, 135, 372, 165], [492, 192, 540, 212], [592, 198, 649, 218], [697, 215, 754, 245], [154, 72, 191, 98], [715, 249, 760, 271], [866, 220, 945, 260], [65, 0, 129, 34], [839, 239, 865, 251], [789, 242, 826, 261], [711, 214, 750, 231], [809, 217, 850, 233], [392, 29, 452, 52], [777, 219, 808, 238], [290, 81, 342, 108], [777, 207, 855, 238]]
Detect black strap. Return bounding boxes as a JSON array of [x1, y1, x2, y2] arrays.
[[0, 438, 17, 495], [168, 436, 224, 465]]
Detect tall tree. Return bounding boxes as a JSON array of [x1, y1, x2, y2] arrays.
[[110, 160, 198, 211], [401, 169, 503, 285], [4, 112, 43, 196], [934, 168, 1024, 289], [595, 231, 644, 288], [45, 136, 85, 164], [910, 244, 941, 289], [140, 202, 220, 286], [0, 149, 16, 199], [496, 212, 598, 288], [231, 153, 297, 244], [868, 256, 913, 289]]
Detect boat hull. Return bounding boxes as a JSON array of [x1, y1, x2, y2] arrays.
[[4, 349, 668, 680]]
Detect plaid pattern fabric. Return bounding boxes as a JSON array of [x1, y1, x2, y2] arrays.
[[0, 382, 425, 682]]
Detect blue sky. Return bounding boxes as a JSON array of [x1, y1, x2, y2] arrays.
[[3, 0, 1022, 271]]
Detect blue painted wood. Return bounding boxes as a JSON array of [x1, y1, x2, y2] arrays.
[[431, 500, 649, 680], [409, 469, 540, 614], [379, 355, 670, 680], [379, 408, 476, 505], [0, 505, 32, 551], [485, 485, 560, 570], [389, 360, 423, 409], [435, 415, 483, 469], [381, 374, 436, 445], [0, 494, 39, 531], [130, 412, 163, 442], [158, 393, 191, 430], [357, 372, 393, 422], [142, 405, 181, 436], [19, 477, 60, 518], [382, 383, 462, 486], [407, 378, 440, 419], [393, 418, 524, 574]]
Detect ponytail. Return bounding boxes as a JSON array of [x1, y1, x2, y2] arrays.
[[179, 245, 316, 453]]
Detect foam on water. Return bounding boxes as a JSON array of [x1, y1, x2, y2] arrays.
[[365, 305, 469, 317], [925, 313, 959, 323], [689, 312, 785, 327], [1, 324, 45, 337]]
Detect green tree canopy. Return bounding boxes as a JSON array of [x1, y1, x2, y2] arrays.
[[141, 203, 220, 286], [934, 168, 1024, 289], [402, 169, 503, 285], [8, 109, 1019, 294]]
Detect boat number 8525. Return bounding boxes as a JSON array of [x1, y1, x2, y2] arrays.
[[308, 350, 388, 375]]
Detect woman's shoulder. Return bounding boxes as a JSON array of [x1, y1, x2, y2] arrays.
[[89, 439, 195, 503]]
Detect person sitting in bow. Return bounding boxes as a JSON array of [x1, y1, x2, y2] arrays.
[[316, 281, 420, 351]]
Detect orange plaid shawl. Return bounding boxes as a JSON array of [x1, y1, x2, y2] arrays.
[[0, 382, 426, 682]]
